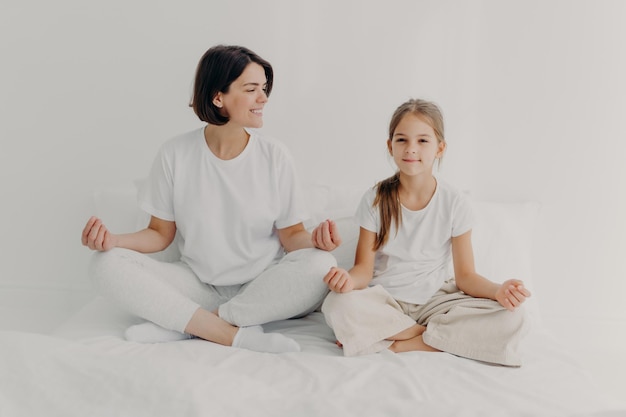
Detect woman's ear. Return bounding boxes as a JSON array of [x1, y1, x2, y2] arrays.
[[387, 139, 393, 155], [212, 93, 223, 109]]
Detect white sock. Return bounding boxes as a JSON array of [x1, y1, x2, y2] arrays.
[[231, 325, 300, 353], [125, 322, 193, 343]]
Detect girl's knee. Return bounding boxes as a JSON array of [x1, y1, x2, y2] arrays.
[[509, 306, 529, 329], [494, 305, 529, 337], [321, 291, 339, 314], [321, 291, 347, 328], [321, 289, 362, 316]]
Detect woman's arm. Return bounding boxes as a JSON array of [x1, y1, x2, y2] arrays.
[[278, 220, 342, 253], [324, 227, 376, 293], [81, 215, 176, 254], [452, 230, 531, 311]]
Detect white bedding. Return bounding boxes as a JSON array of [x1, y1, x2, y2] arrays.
[[1, 296, 624, 417], [2, 183, 624, 416]]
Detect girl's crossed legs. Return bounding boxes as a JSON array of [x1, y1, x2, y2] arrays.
[[322, 281, 528, 366]]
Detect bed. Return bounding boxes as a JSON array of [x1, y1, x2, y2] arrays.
[[1, 183, 624, 417]]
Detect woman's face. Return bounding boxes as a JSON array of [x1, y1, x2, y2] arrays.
[[213, 62, 268, 128]]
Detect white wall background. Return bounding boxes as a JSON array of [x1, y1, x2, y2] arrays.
[[1, 0, 625, 328]]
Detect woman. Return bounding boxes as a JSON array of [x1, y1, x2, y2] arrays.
[[82, 45, 340, 353]]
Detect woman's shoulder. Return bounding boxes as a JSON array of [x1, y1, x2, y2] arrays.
[[248, 128, 284, 147], [247, 128, 293, 159], [160, 127, 205, 153]]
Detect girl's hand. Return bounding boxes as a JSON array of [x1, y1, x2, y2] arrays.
[[495, 279, 531, 311], [81, 216, 116, 251], [311, 219, 342, 251], [323, 267, 354, 293]]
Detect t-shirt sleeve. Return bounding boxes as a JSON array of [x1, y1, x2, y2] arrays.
[[138, 145, 175, 222], [355, 188, 378, 233], [451, 191, 474, 237], [274, 147, 309, 229]]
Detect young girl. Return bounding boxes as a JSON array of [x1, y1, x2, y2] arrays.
[[321, 98, 530, 366], [81, 45, 341, 353]]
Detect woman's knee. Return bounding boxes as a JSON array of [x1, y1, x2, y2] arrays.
[[282, 249, 337, 297], [88, 248, 138, 290], [89, 249, 116, 282], [312, 249, 338, 271], [285, 248, 337, 274]]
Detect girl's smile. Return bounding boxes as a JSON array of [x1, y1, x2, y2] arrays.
[[388, 113, 445, 177]]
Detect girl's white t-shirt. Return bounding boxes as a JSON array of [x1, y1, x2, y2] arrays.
[[356, 179, 473, 304], [139, 127, 309, 286]]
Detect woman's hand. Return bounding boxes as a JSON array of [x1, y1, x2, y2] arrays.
[[81, 216, 117, 251], [323, 267, 355, 293], [311, 219, 342, 251], [495, 279, 531, 311]]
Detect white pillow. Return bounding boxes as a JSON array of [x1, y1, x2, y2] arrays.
[[92, 183, 540, 321], [92, 184, 142, 233], [93, 185, 539, 283], [329, 216, 360, 270], [93, 181, 180, 262], [325, 201, 540, 278], [302, 183, 365, 229], [471, 200, 540, 288], [93, 181, 364, 263], [471, 200, 542, 325]]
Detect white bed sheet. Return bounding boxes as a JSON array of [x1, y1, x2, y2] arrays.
[[1, 296, 624, 417]]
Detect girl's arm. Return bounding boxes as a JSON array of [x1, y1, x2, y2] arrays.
[[452, 230, 531, 311], [81, 215, 176, 253], [324, 227, 377, 293]]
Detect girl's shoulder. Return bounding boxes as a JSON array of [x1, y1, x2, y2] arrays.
[[435, 179, 466, 199], [433, 179, 472, 210], [361, 184, 378, 204]]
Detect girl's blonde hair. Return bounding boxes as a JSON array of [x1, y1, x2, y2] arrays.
[[373, 98, 446, 250]]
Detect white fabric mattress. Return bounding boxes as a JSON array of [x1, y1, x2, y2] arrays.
[[1, 296, 624, 417]]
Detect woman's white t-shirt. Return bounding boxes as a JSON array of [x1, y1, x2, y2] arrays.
[[139, 127, 309, 286], [355, 179, 473, 304]]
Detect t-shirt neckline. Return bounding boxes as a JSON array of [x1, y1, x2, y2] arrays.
[[201, 127, 254, 163]]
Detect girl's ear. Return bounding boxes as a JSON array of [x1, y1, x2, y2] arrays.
[[387, 139, 393, 155], [212, 93, 223, 109], [437, 141, 447, 158]]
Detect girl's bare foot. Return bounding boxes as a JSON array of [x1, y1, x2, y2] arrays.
[[388, 334, 440, 353]]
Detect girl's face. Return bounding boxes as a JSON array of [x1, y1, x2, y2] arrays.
[[387, 113, 446, 178], [213, 62, 268, 128]]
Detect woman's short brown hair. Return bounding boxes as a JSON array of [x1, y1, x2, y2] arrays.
[[189, 45, 273, 125]]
